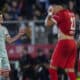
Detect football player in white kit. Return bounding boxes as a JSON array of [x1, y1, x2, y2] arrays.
[[0, 12, 25, 80]]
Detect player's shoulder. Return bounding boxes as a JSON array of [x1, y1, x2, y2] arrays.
[[63, 9, 74, 16], [1, 26, 8, 31], [60, 9, 69, 15], [61, 9, 75, 18], [57, 9, 67, 16]]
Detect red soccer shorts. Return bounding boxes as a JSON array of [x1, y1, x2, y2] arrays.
[[50, 39, 77, 69]]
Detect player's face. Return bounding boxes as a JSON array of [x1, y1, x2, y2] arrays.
[[0, 14, 3, 24]]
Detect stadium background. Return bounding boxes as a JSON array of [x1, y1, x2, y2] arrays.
[[0, 0, 80, 80]]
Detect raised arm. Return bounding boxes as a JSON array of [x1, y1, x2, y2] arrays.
[[6, 28, 25, 44], [45, 5, 56, 27]]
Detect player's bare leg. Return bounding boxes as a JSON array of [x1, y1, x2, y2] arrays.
[[2, 70, 10, 80], [49, 65, 58, 80], [0, 70, 3, 80], [65, 68, 76, 80]]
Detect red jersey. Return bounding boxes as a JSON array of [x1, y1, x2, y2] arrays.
[[52, 9, 75, 36]]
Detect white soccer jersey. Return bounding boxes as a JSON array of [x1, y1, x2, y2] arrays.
[[0, 25, 10, 57]]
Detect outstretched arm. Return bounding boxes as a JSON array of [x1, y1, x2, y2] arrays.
[[6, 29, 25, 44], [45, 5, 56, 27]]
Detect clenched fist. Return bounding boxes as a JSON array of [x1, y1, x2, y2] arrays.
[[18, 26, 26, 36], [48, 5, 54, 16]]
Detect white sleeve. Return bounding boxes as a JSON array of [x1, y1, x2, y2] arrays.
[[4, 27, 10, 37]]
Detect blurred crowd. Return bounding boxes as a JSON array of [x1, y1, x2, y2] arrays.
[[0, 0, 79, 20], [0, 0, 79, 44], [19, 47, 51, 80], [0, 0, 80, 80], [9, 46, 69, 80], [1, 0, 48, 20], [9, 46, 53, 80]]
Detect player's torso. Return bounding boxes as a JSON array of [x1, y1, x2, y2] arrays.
[[0, 27, 6, 41], [0, 26, 7, 56], [57, 9, 75, 40]]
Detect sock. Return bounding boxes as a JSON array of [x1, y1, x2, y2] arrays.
[[67, 72, 76, 80], [49, 68, 58, 80]]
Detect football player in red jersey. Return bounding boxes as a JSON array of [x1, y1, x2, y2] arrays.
[[45, 1, 77, 80]]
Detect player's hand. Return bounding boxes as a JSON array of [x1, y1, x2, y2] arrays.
[[18, 28, 25, 36], [18, 31, 25, 36], [2, 70, 10, 78], [48, 5, 54, 16]]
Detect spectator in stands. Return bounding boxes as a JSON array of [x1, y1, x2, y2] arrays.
[[68, 0, 75, 12], [75, 13, 80, 40], [52, 25, 58, 44], [20, 0, 35, 20], [48, 48, 54, 60], [33, 9, 43, 20], [18, 23, 31, 44], [35, 25, 46, 44], [25, 24, 32, 44], [49, 0, 68, 5], [76, 0, 80, 12], [48, 27, 54, 44], [9, 63, 19, 80], [19, 47, 35, 80], [36, 0, 49, 13], [35, 48, 49, 80], [3, 1, 21, 38], [4, 12, 11, 20], [7, 0, 21, 20]]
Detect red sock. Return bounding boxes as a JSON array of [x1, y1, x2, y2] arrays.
[[67, 72, 76, 80], [49, 68, 58, 80]]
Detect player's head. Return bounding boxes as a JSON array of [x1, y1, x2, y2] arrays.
[[0, 11, 3, 24], [50, 0, 68, 14]]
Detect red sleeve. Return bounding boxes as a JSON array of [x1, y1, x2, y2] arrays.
[[51, 12, 62, 24]]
